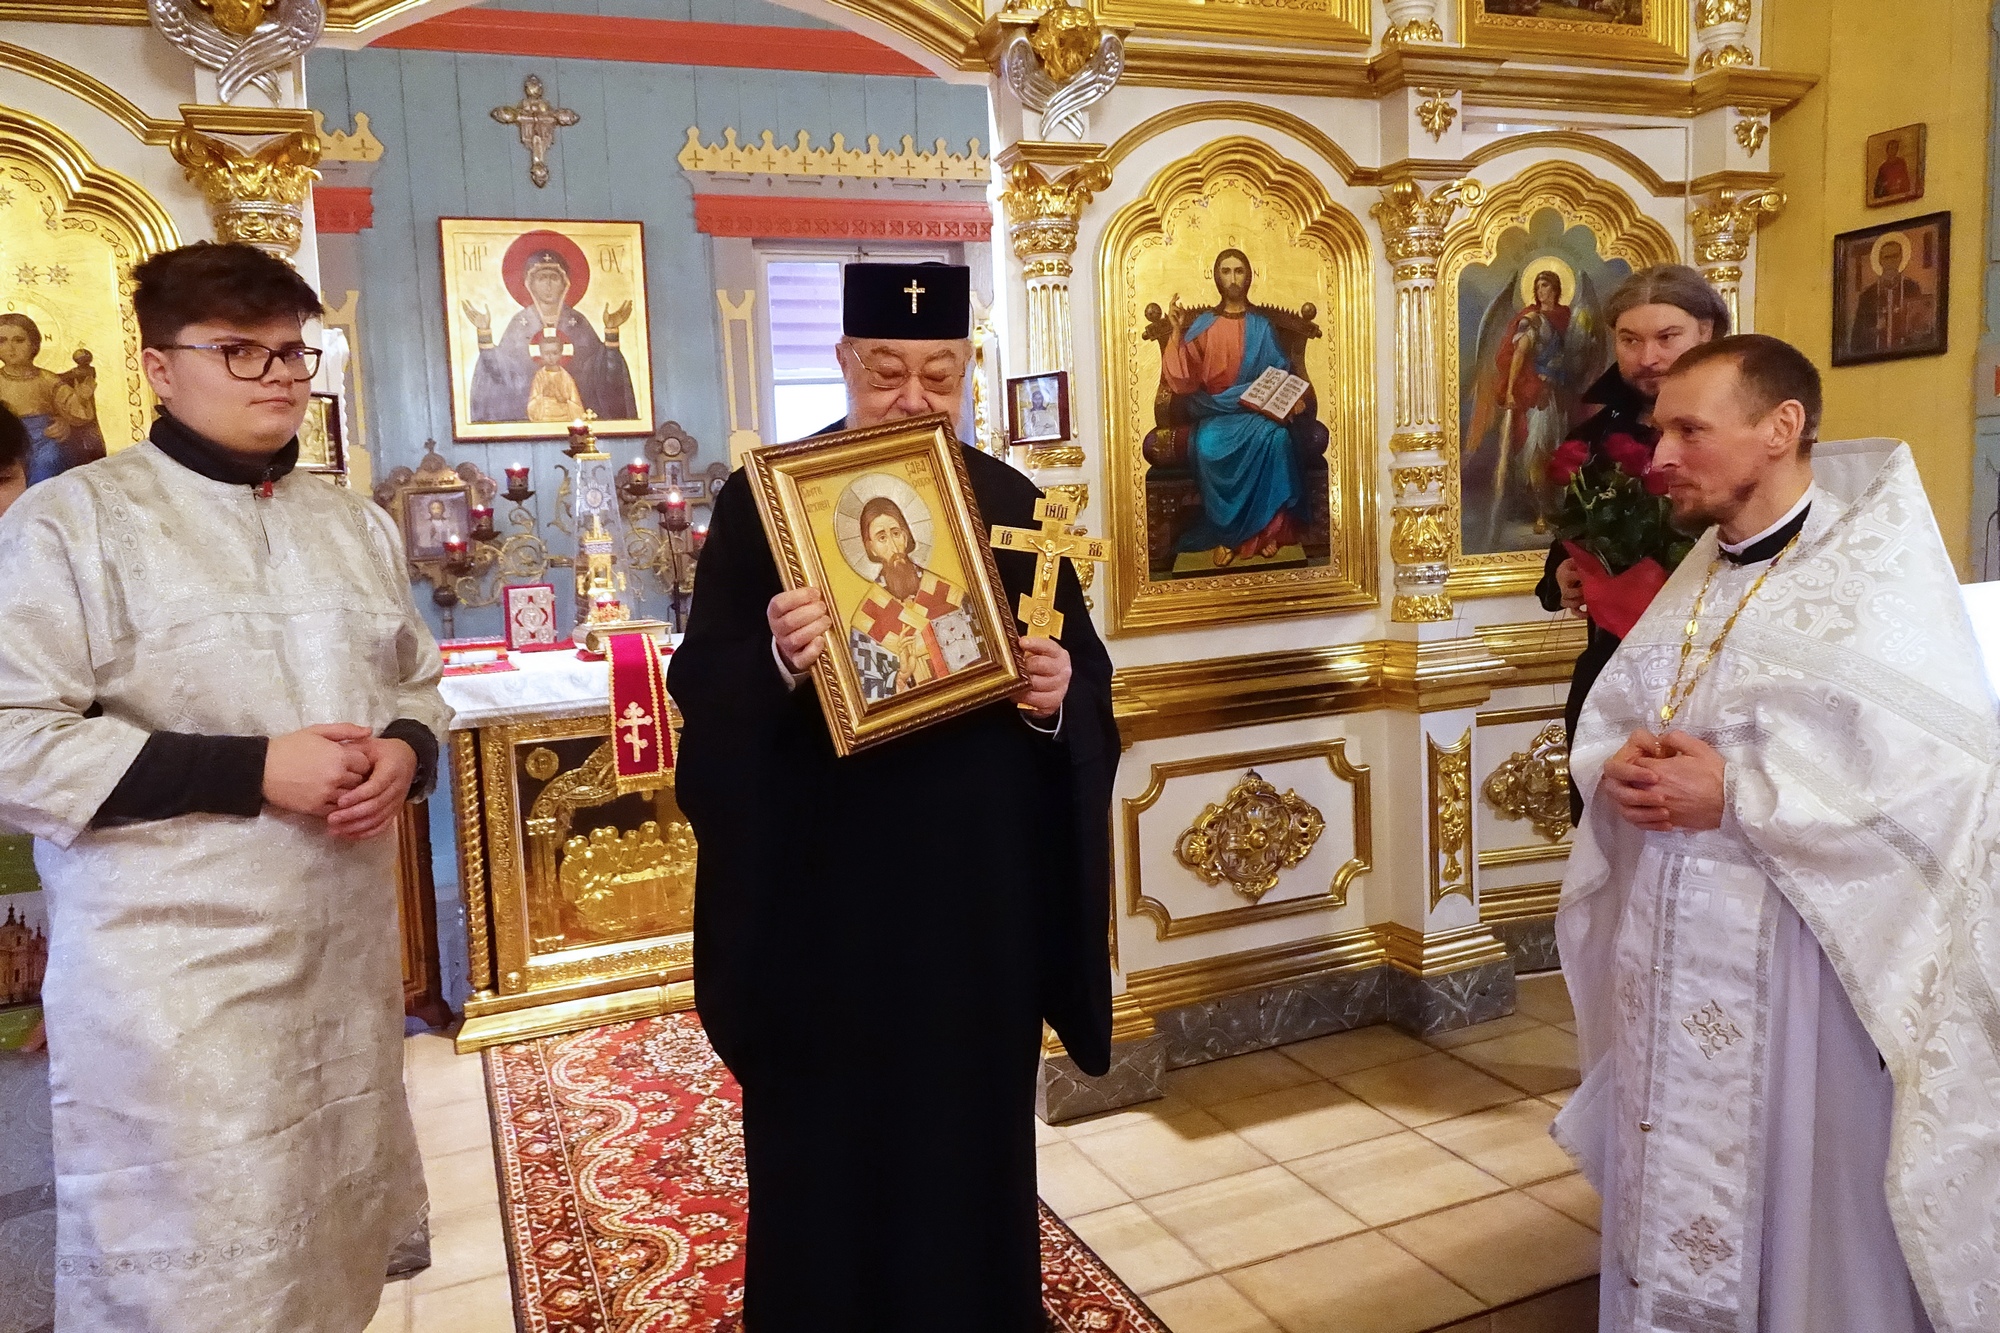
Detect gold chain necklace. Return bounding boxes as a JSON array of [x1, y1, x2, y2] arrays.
[[1658, 535, 1798, 725]]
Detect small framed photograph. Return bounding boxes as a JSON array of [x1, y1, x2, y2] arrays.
[[401, 487, 470, 563], [745, 415, 1027, 756], [504, 582, 563, 652], [1006, 370, 1070, 445], [297, 392, 346, 475], [1866, 124, 1926, 208], [1832, 212, 1950, 367]]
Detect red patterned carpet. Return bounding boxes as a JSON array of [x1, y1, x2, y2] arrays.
[[485, 1012, 1168, 1333]]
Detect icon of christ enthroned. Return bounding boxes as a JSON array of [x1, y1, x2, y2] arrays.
[[836, 476, 990, 703]]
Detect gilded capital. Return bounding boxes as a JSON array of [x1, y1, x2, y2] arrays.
[[1371, 177, 1482, 263], [1695, 0, 1754, 70], [1000, 157, 1111, 260], [1382, 0, 1443, 44], [1691, 188, 1785, 268], [172, 125, 322, 256]]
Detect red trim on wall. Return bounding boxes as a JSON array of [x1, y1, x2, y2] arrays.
[[693, 195, 993, 242], [369, 12, 933, 78], [314, 186, 375, 233]]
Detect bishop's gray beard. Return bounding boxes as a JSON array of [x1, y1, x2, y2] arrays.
[[879, 554, 921, 601]]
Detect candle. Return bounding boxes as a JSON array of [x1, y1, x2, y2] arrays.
[[690, 522, 708, 555], [627, 459, 651, 482], [659, 487, 688, 531], [468, 504, 495, 538], [443, 535, 468, 561], [505, 463, 529, 487]]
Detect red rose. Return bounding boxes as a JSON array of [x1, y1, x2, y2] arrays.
[[1547, 437, 1591, 487], [1642, 466, 1670, 496], [1600, 432, 1655, 479]]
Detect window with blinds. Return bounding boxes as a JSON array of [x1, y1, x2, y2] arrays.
[[759, 244, 953, 443]]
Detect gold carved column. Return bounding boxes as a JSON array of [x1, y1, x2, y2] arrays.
[[998, 143, 1110, 384], [1371, 177, 1482, 623], [1692, 188, 1786, 332], [171, 107, 323, 258]]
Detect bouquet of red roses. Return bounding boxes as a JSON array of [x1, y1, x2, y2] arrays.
[[1546, 431, 1693, 638]]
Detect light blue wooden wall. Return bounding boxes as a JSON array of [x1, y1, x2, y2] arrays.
[[309, 16, 989, 1010], [305, 16, 987, 642]]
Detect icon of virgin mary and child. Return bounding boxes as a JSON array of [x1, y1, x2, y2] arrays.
[[0, 313, 106, 485], [834, 473, 990, 703], [459, 231, 638, 425]]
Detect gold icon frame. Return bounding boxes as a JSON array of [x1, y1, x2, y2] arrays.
[[1458, 0, 1688, 70], [745, 415, 1028, 757], [437, 216, 655, 442], [1441, 161, 1678, 599], [1099, 135, 1377, 636]]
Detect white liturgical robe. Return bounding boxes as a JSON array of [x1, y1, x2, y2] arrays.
[[1554, 442, 2000, 1333], [0, 443, 450, 1331]]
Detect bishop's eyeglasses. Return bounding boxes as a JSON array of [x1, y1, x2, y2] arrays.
[[838, 342, 965, 396], [158, 342, 324, 381]]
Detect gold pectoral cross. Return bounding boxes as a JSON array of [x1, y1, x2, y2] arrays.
[[904, 280, 925, 313], [619, 701, 652, 763], [989, 496, 1111, 640]]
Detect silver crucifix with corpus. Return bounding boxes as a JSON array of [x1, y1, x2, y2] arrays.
[[492, 74, 579, 189], [989, 495, 1110, 640]]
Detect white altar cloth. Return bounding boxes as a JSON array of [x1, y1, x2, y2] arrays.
[[437, 639, 681, 730]]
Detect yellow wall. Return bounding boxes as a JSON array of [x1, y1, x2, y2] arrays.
[[1757, 0, 1992, 571]]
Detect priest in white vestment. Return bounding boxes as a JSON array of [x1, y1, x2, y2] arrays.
[[0, 243, 448, 1332], [1553, 334, 2000, 1333]]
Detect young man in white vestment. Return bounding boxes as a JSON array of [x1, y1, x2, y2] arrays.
[[0, 242, 449, 1332], [1553, 333, 2000, 1333]]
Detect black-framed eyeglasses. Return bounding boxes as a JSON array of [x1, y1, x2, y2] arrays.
[[157, 342, 322, 381], [838, 342, 965, 396]]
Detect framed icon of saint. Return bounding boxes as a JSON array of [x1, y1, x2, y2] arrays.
[[438, 218, 655, 441], [744, 415, 1027, 756]]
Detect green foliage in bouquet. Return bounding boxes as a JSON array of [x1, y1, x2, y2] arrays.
[[1546, 433, 1693, 576]]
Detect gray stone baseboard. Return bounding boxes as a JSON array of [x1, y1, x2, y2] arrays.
[[1038, 1033, 1167, 1125], [1036, 951, 1525, 1122], [1385, 957, 1517, 1038], [1492, 916, 1561, 974], [1152, 964, 1391, 1070]]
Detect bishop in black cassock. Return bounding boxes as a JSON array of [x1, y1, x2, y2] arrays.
[[666, 263, 1118, 1332]]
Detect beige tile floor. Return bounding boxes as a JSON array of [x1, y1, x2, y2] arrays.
[[370, 972, 1595, 1333]]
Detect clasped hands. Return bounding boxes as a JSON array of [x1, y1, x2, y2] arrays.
[[1603, 729, 1725, 833], [769, 587, 1071, 718], [263, 725, 414, 840]]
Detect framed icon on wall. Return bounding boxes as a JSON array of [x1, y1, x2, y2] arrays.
[[1865, 124, 1926, 208], [1832, 212, 1950, 367], [439, 218, 655, 441]]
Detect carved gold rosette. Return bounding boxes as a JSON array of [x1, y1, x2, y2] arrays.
[[171, 123, 321, 256], [1371, 177, 1481, 622], [1691, 187, 1785, 332], [1427, 728, 1473, 909], [1174, 769, 1327, 903], [998, 145, 1110, 377], [1482, 720, 1571, 843]]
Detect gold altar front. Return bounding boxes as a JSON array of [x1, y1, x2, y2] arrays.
[[450, 706, 697, 1053]]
